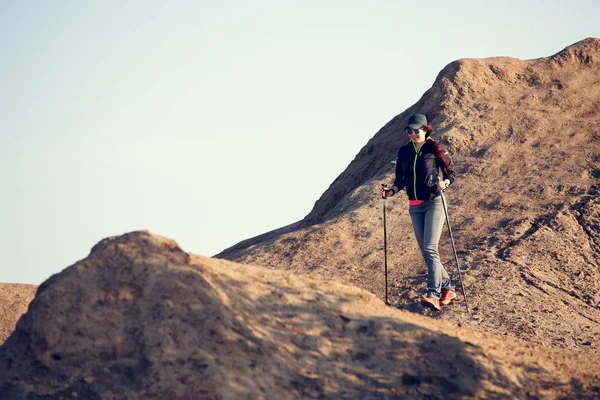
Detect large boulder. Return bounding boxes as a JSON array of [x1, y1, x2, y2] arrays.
[[1, 231, 599, 399]]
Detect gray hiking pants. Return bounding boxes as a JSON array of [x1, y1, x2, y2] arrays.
[[408, 196, 453, 299]]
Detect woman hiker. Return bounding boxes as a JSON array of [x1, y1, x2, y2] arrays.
[[380, 113, 457, 312]]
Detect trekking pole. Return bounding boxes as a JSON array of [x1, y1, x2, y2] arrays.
[[381, 184, 389, 305], [440, 191, 470, 313]]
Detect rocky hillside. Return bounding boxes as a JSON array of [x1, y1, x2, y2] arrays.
[[0, 284, 37, 346], [1, 231, 599, 399], [216, 38, 600, 352]]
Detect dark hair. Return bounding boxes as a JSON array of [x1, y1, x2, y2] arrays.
[[421, 125, 452, 174]]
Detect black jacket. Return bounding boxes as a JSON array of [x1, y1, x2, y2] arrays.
[[392, 139, 455, 201]]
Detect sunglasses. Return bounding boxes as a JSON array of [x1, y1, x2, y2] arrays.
[[405, 128, 421, 135]]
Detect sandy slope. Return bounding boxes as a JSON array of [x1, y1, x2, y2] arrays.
[[216, 38, 600, 353]]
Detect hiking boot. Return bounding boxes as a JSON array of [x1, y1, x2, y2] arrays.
[[420, 295, 441, 312], [440, 288, 457, 306]]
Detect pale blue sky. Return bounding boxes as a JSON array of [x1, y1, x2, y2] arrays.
[[1, 1, 598, 284]]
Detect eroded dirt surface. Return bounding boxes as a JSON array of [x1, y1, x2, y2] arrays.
[[1, 232, 599, 399], [0, 284, 37, 346]]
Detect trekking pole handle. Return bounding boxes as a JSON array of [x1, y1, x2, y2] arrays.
[[434, 177, 448, 193], [381, 184, 388, 199]]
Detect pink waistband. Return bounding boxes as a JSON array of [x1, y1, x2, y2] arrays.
[[408, 200, 425, 206]]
